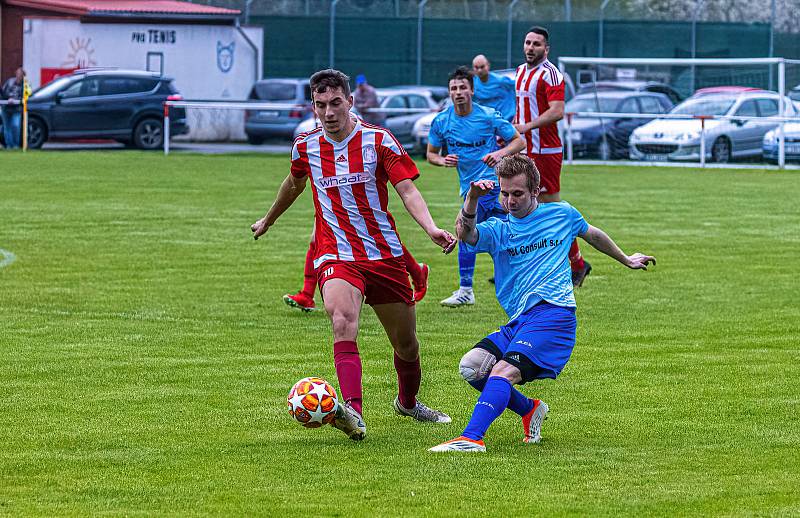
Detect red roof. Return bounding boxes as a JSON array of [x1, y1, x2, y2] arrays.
[[5, 0, 240, 17]]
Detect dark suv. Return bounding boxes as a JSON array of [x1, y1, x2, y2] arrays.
[[7, 69, 187, 149]]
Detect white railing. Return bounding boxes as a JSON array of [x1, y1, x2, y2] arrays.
[[564, 111, 796, 168], [162, 100, 435, 155]]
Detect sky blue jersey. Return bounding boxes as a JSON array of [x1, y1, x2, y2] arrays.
[[473, 72, 516, 122], [461, 202, 589, 320], [428, 103, 517, 197]]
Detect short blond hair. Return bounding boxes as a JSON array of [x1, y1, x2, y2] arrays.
[[495, 154, 540, 192]]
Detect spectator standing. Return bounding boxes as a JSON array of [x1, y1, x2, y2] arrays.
[[353, 74, 385, 126], [1, 68, 24, 149]]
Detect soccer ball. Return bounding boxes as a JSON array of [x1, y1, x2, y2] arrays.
[[287, 377, 339, 428]]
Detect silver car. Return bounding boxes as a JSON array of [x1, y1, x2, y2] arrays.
[[375, 88, 439, 150], [630, 90, 796, 163]]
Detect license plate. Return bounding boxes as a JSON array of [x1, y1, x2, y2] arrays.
[[259, 110, 279, 117], [786, 144, 800, 154], [644, 154, 668, 161]]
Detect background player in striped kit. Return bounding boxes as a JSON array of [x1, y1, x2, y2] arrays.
[[513, 26, 593, 287], [252, 69, 456, 441]]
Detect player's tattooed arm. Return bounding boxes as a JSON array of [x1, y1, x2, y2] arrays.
[[580, 225, 656, 270], [251, 174, 307, 240], [457, 180, 495, 246]]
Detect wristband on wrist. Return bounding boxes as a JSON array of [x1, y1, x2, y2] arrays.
[[461, 208, 476, 219]]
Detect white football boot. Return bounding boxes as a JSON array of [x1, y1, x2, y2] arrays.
[[331, 402, 366, 441], [429, 436, 486, 453], [522, 399, 549, 444], [440, 287, 475, 308], [393, 397, 452, 423]]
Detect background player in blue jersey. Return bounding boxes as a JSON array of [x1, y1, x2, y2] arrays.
[[426, 66, 525, 308], [430, 155, 655, 452], [472, 54, 516, 122]]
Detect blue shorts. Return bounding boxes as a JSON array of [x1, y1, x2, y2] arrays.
[[472, 186, 507, 224], [477, 302, 577, 383]]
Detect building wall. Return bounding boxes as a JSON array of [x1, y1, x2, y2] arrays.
[[1, 3, 73, 81], [22, 18, 263, 140]]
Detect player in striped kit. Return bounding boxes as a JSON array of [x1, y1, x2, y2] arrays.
[[251, 69, 456, 441], [513, 26, 592, 287]]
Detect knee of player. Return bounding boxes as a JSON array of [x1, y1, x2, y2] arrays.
[[490, 360, 522, 383], [329, 310, 358, 333], [458, 348, 496, 382]]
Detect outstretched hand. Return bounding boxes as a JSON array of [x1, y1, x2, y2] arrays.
[[429, 228, 456, 254], [251, 217, 269, 240], [625, 253, 656, 270], [468, 179, 496, 198]]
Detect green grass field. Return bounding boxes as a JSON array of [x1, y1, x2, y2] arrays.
[[1, 151, 799, 516]]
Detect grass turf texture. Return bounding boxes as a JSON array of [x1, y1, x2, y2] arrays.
[[1, 151, 798, 516]]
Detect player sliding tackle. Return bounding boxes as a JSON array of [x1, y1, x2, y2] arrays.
[[252, 69, 456, 441], [430, 154, 655, 452]]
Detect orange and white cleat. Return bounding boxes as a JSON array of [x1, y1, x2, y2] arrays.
[[283, 292, 316, 312], [429, 436, 486, 453], [521, 399, 549, 444]]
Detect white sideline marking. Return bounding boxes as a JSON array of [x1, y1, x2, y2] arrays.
[[0, 248, 17, 269]]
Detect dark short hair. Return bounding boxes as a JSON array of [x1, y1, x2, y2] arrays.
[[309, 69, 351, 98], [496, 154, 540, 192], [527, 26, 550, 43], [448, 65, 474, 90]]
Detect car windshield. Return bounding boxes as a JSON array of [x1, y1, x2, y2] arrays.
[[671, 98, 735, 116], [30, 76, 75, 100], [253, 81, 297, 101], [566, 97, 619, 113]]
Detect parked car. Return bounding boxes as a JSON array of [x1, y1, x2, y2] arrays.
[[0, 69, 187, 149], [374, 88, 439, 150], [577, 80, 683, 105], [562, 91, 674, 159], [412, 99, 450, 152], [763, 123, 800, 162], [630, 90, 796, 163], [382, 85, 449, 104], [244, 78, 313, 144]]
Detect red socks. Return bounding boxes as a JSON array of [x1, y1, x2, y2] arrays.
[[301, 240, 316, 299], [401, 244, 423, 284], [569, 239, 585, 271], [333, 341, 363, 415], [333, 342, 421, 414], [393, 353, 421, 410]]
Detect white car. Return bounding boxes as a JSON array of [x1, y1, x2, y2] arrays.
[[629, 89, 796, 163]]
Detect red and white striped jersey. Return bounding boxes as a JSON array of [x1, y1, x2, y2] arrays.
[[290, 119, 419, 269], [514, 59, 565, 155]]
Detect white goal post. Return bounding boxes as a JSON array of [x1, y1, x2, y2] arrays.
[[556, 56, 800, 168]]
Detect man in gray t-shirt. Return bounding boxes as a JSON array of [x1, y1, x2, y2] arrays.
[[353, 74, 385, 126]]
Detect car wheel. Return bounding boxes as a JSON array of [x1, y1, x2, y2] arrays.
[[133, 118, 164, 150], [598, 138, 612, 160], [247, 134, 265, 145], [27, 118, 47, 149], [711, 137, 731, 163]]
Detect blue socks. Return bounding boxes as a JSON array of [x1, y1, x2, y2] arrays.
[[457, 243, 476, 288], [467, 378, 534, 417], [463, 376, 515, 441]]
